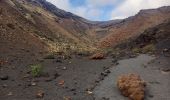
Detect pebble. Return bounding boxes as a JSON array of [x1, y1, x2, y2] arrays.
[[56, 59, 62, 63], [104, 70, 111, 74], [62, 67, 67, 70], [87, 90, 93, 95], [101, 72, 108, 76], [0, 75, 9, 80], [31, 82, 37, 86], [70, 88, 76, 92], [2, 84, 8, 88], [36, 91, 44, 98], [7, 92, 13, 96]]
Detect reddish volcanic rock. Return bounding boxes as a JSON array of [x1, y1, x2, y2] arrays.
[[117, 74, 146, 100], [89, 53, 105, 60]]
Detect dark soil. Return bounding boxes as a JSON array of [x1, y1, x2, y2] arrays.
[[0, 54, 115, 100]]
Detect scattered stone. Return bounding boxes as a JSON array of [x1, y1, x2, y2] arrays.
[[163, 48, 169, 52], [45, 78, 53, 82], [0, 75, 9, 80], [58, 80, 65, 86], [104, 70, 111, 74], [41, 72, 50, 77], [148, 94, 154, 98], [161, 70, 170, 75], [63, 96, 71, 100], [36, 90, 44, 98], [23, 74, 30, 78], [101, 72, 108, 77], [162, 68, 170, 72], [112, 59, 118, 63], [62, 67, 67, 70], [129, 54, 137, 58], [18, 84, 22, 86], [56, 59, 62, 63], [31, 82, 37, 86], [73, 92, 77, 95], [99, 76, 104, 80], [70, 88, 76, 92], [87, 90, 93, 95], [89, 53, 105, 60], [2, 84, 8, 88], [102, 97, 110, 100], [95, 80, 100, 83], [117, 73, 146, 100], [7, 92, 13, 96], [112, 59, 119, 65]]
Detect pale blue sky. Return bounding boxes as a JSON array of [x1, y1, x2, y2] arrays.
[[47, 0, 170, 21]]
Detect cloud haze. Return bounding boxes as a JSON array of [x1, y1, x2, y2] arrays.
[[46, 0, 170, 21]]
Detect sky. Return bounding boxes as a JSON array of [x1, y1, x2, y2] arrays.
[[46, 0, 170, 21]]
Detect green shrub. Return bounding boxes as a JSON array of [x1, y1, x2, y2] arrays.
[[30, 64, 43, 77]]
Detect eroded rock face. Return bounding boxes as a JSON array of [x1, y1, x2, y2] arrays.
[[117, 74, 146, 100]]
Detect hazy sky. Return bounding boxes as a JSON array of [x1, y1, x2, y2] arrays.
[[46, 0, 170, 21]]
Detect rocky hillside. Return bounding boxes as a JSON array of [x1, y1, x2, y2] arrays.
[[99, 6, 170, 48], [0, 0, 48, 61], [0, 0, 170, 58], [118, 19, 170, 54]]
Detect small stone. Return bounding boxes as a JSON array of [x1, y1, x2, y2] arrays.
[[36, 91, 44, 98], [63, 96, 71, 100], [105, 70, 111, 74], [163, 48, 169, 52], [87, 90, 93, 95], [7, 92, 13, 96], [102, 97, 110, 100], [101, 72, 108, 76], [73, 92, 77, 95], [0, 75, 9, 80], [2, 84, 8, 88], [95, 80, 100, 83], [56, 59, 62, 63], [62, 67, 67, 70], [23, 74, 29, 78], [58, 80, 65, 86], [31, 82, 37, 86], [70, 88, 76, 92]]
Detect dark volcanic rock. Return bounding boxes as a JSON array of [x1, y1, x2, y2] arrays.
[[0, 75, 9, 80]]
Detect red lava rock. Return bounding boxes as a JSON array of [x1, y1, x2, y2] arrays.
[[89, 53, 105, 60], [58, 80, 65, 86], [0, 59, 8, 66], [36, 90, 44, 98], [63, 96, 71, 100], [117, 74, 146, 100]]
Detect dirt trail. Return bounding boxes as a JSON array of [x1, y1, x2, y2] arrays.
[[94, 54, 170, 100]]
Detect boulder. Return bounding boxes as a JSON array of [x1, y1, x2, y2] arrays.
[[89, 53, 105, 60]]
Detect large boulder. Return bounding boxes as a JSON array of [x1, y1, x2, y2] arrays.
[[117, 74, 146, 100]]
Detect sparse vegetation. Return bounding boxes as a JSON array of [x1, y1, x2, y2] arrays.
[[30, 64, 43, 77], [44, 53, 55, 59], [142, 44, 155, 53], [132, 48, 141, 53], [131, 44, 155, 54]]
